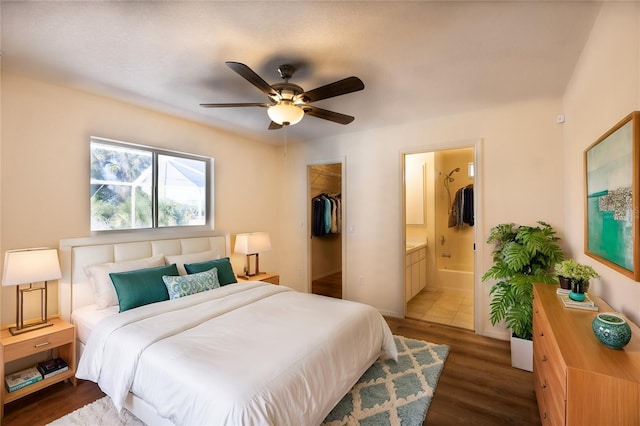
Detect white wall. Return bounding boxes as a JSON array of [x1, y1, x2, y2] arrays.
[[0, 73, 282, 326], [563, 2, 640, 325], [0, 77, 567, 339], [4, 3, 633, 338], [277, 98, 565, 338]]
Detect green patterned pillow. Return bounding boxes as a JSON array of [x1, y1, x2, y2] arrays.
[[162, 267, 220, 300]]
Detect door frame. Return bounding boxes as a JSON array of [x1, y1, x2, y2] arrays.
[[400, 139, 483, 333], [307, 157, 347, 299]]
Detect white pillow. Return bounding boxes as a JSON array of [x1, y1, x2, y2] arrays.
[[85, 254, 165, 309], [164, 250, 220, 275]]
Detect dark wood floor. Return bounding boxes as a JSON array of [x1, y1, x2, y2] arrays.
[[3, 317, 540, 426], [312, 271, 342, 299], [386, 317, 540, 425]]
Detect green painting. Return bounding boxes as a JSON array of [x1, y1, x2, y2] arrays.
[[585, 113, 638, 280]]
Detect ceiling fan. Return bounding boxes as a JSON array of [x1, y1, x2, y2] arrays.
[[200, 61, 365, 129]]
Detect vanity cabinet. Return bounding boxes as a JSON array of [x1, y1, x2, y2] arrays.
[[405, 246, 426, 303], [533, 283, 640, 425]]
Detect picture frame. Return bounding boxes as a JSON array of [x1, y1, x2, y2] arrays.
[[585, 111, 640, 281]]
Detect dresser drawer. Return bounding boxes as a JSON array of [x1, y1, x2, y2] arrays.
[[534, 293, 567, 425], [3, 327, 74, 362], [534, 327, 565, 393], [534, 356, 566, 426], [534, 303, 566, 380]]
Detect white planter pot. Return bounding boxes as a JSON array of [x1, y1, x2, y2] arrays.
[[510, 335, 533, 372]]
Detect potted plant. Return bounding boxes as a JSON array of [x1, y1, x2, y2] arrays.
[[554, 259, 599, 293], [482, 221, 564, 371], [555, 259, 575, 291]]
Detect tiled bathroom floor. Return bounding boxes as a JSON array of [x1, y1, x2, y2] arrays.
[[406, 289, 474, 331]]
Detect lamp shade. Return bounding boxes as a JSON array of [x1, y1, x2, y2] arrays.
[[267, 101, 304, 126], [234, 232, 272, 255], [2, 248, 62, 286]]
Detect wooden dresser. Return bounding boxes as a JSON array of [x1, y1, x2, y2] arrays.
[[533, 283, 640, 425]]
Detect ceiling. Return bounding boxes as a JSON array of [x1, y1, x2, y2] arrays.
[[1, 1, 603, 144]]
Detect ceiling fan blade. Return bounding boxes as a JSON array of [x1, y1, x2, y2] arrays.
[[298, 77, 364, 103], [200, 102, 271, 108], [303, 105, 355, 125], [268, 121, 283, 130], [225, 62, 278, 98]]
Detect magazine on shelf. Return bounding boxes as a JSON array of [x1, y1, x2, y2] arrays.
[[558, 293, 599, 311], [40, 365, 69, 380], [37, 358, 69, 379], [5, 366, 42, 392]]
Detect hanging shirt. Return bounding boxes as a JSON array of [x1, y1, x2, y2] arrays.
[[312, 196, 326, 236]]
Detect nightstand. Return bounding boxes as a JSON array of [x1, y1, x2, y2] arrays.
[[237, 272, 280, 285], [0, 317, 76, 419]]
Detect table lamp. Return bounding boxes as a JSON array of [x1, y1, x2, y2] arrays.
[[2, 247, 62, 335], [234, 232, 271, 277]]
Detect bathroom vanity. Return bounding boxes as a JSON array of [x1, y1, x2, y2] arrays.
[[405, 243, 427, 302]]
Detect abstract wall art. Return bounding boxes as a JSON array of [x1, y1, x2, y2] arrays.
[[585, 111, 640, 281]]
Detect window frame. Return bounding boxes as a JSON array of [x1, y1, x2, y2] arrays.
[[90, 136, 213, 233]]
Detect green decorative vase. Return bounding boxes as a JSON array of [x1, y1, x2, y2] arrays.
[[592, 313, 632, 350]]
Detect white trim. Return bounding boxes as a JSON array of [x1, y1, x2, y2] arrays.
[[400, 138, 484, 335], [307, 158, 347, 299]]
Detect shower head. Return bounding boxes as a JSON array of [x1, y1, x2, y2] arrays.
[[443, 167, 460, 184]]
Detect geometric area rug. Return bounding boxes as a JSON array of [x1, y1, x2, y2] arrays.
[[48, 335, 448, 426], [321, 335, 450, 426]]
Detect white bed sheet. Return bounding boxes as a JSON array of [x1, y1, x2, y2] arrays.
[[76, 282, 397, 425], [71, 304, 118, 345]]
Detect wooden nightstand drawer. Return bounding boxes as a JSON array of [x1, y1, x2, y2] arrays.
[[1, 318, 77, 419], [3, 327, 73, 363]]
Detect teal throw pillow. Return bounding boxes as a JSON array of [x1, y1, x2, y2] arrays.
[[162, 268, 220, 300], [184, 257, 237, 285], [109, 264, 178, 312]]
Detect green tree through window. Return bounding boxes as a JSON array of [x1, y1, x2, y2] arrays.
[[90, 138, 210, 231]]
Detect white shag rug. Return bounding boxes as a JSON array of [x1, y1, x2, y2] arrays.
[[47, 397, 144, 426]]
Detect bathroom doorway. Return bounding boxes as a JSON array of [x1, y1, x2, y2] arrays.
[[308, 162, 344, 299], [403, 147, 476, 330]]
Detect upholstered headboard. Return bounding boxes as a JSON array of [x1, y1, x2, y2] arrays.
[[59, 231, 230, 322]]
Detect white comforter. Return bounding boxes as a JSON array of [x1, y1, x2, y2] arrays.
[[76, 282, 397, 425]]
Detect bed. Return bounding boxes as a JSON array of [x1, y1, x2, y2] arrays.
[[59, 231, 397, 425]]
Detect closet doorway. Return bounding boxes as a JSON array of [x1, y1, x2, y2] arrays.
[[308, 162, 344, 299], [403, 146, 478, 331]]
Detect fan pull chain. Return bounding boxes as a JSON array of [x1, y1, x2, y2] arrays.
[[283, 125, 288, 156]]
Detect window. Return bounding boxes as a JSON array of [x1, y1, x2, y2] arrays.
[[90, 137, 211, 231]]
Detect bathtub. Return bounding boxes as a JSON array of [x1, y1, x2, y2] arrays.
[[432, 263, 474, 297]]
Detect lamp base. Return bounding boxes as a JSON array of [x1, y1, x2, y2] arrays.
[[9, 320, 53, 335], [244, 253, 262, 277]]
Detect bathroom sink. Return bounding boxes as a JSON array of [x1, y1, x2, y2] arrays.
[[406, 242, 426, 251]]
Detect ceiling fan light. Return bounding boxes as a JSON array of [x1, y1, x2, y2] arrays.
[[268, 101, 304, 126]]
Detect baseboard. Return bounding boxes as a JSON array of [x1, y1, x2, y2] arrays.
[[378, 309, 402, 318]]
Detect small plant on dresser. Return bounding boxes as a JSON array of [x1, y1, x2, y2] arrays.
[[554, 259, 599, 292]]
